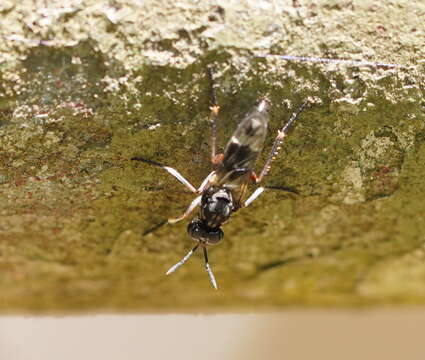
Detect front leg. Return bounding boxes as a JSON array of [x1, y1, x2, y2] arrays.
[[131, 157, 197, 193], [196, 171, 217, 194], [167, 171, 220, 223], [243, 168, 298, 208], [243, 187, 265, 208], [168, 195, 202, 224], [207, 67, 224, 167], [256, 100, 309, 184], [242, 184, 298, 208]]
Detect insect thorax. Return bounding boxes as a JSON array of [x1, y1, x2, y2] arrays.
[[200, 187, 234, 229]]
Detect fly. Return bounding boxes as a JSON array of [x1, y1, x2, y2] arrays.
[[132, 69, 310, 289]]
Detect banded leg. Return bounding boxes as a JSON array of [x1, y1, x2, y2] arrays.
[[168, 195, 201, 224], [203, 245, 218, 290], [243, 186, 265, 208], [166, 243, 218, 290], [255, 100, 309, 184], [168, 171, 215, 223], [210, 105, 221, 164], [196, 170, 216, 194], [243, 101, 308, 208], [207, 67, 224, 166], [166, 243, 200, 275], [131, 157, 197, 193], [242, 184, 298, 208], [143, 220, 168, 236]]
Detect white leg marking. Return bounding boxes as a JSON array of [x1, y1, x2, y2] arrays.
[[244, 187, 265, 207], [229, 136, 241, 145], [163, 166, 197, 193], [205, 262, 218, 290], [203, 246, 218, 290], [168, 195, 202, 224], [197, 171, 215, 193], [166, 244, 199, 275]]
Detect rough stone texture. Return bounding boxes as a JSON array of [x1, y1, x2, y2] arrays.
[[0, 0, 424, 312]]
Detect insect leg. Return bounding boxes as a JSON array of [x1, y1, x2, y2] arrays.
[[255, 100, 309, 184], [243, 187, 265, 208], [203, 245, 218, 290], [207, 67, 224, 166], [142, 220, 168, 236], [243, 184, 298, 208], [168, 195, 202, 224], [196, 171, 216, 193], [166, 243, 200, 275], [210, 106, 222, 165], [131, 157, 197, 193]]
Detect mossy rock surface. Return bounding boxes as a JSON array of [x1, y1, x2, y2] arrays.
[[0, 0, 424, 312]]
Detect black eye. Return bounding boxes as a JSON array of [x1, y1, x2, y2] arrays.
[[187, 219, 205, 240], [206, 228, 224, 245], [187, 219, 224, 245], [222, 205, 231, 217]]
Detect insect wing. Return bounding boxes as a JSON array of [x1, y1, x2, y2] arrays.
[[222, 99, 270, 171]]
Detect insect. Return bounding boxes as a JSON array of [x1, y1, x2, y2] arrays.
[[132, 68, 310, 289], [131, 53, 405, 289], [3, 34, 406, 287]]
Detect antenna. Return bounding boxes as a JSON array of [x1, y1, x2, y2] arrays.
[[255, 54, 407, 69], [203, 245, 218, 290], [165, 243, 218, 290], [166, 243, 200, 275]]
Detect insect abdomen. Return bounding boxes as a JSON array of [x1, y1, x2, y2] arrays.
[[223, 99, 270, 170]]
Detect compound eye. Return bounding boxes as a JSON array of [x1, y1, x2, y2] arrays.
[[206, 228, 224, 245], [187, 219, 205, 240], [221, 204, 231, 218]]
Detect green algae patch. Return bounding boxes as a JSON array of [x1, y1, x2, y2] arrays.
[[0, 0, 425, 312]]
